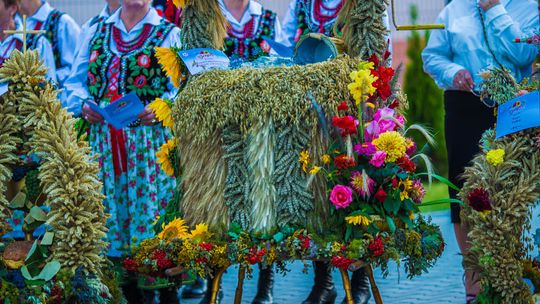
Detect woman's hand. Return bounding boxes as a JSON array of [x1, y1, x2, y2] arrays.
[[453, 69, 475, 92], [479, 0, 500, 11], [138, 105, 157, 126], [82, 100, 104, 124]]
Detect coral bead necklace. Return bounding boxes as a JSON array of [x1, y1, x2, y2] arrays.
[[313, 0, 343, 33]]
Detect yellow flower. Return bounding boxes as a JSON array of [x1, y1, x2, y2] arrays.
[[486, 149, 505, 166], [155, 47, 182, 88], [158, 218, 189, 242], [309, 166, 321, 175], [398, 179, 413, 201], [149, 98, 174, 128], [372, 131, 407, 163], [299, 150, 310, 173], [156, 139, 176, 176], [348, 67, 377, 104], [345, 215, 371, 226], [321, 154, 331, 165], [188, 223, 212, 241], [173, 0, 185, 8]]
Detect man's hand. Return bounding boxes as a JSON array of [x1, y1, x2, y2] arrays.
[[138, 105, 157, 126], [82, 100, 104, 124], [453, 69, 475, 92], [478, 0, 500, 11]]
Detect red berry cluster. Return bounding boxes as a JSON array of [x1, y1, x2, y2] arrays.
[[331, 256, 354, 270], [297, 234, 312, 250], [246, 246, 267, 265]]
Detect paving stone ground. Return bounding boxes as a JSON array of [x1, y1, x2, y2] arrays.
[[181, 210, 466, 304]]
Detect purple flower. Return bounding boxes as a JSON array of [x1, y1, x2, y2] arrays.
[[354, 142, 376, 157]]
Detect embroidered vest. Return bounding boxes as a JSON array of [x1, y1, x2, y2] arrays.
[[27, 9, 64, 69], [86, 19, 175, 109], [294, 0, 342, 43], [223, 9, 277, 60]]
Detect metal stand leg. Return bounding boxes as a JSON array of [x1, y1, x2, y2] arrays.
[[210, 268, 226, 304], [365, 264, 383, 304], [339, 268, 354, 304], [234, 267, 246, 304]]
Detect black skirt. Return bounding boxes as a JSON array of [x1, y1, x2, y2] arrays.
[[444, 90, 496, 223]]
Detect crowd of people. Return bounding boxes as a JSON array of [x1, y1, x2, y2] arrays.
[[0, 0, 537, 303]]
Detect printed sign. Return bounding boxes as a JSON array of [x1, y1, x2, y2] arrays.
[[495, 90, 540, 138], [0, 83, 8, 97], [87, 92, 145, 130], [178, 48, 230, 75]]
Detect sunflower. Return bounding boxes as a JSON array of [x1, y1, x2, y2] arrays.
[[155, 47, 182, 88], [398, 178, 413, 201], [156, 139, 176, 176], [188, 223, 212, 241], [372, 131, 407, 163], [149, 98, 174, 128], [345, 215, 371, 226], [158, 218, 189, 242]]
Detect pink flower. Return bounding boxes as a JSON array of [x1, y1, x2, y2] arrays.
[[350, 171, 375, 198], [369, 151, 387, 167], [365, 107, 404, 141], [354, 142, 376, 157], [137, 54, 150, 68], [329, 185, 354, 209]]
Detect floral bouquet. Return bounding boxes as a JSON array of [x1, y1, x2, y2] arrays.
[[299, 54, 446, 275]]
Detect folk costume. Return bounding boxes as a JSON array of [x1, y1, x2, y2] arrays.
[[63, 7, 180, 258], [219, 0, 281, 60], [25, 1, 80, 86]]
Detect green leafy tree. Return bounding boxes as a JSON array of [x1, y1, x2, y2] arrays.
[[403, 4, 447, 175]]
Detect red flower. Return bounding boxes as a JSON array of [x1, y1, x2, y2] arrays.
[[157, 257, 174, 269], [123, 258, 139, 272], [246, 246, 267, 265], [397, 156, 416, 173], [374, 188, 387, 203], [334, 155, 356, 170], [391, 178, 398, 189], [260, 40, 271, 53], [389, 99, 400, 109], [137, 54, 151, 68], [331, 256, 354, 270], [337, 102, 349, 111], [90, 50, 99, 63], [198, 242, 215, 251], [370, 66, 395, 100], [297, 234, 311, 250], [368, 54, 379, 67], [467, 188, 492, 212], [134, 75, 147, 88], [195, 257, 208, 264], [332, 115, 357, 136], [368, 236, 385, 257]]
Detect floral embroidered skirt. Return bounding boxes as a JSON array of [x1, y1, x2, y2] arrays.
[[90, 123, 175, 257]]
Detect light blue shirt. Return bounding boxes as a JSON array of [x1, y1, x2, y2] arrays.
[[278, 0, 391, 49], [74, 4, 118, 59], [0, 17, 56, 82], [219, 0, 282, 36], [63, 7, 181, 117], [26, 1, 81, 86], [422, 0, 539, 90]]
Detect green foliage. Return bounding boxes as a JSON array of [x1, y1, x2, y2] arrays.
[[403, 5, 447, 175]]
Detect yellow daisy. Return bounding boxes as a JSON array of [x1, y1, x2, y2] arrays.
[[158, 218, 189, 242], [299, 150, 310, 172], [345, 215, 371, 226], [372, 131, 407, 163], [309, 166, 321, 175], [321, 154, 331, 165], [149, 98, 174, 128], [155, 47, 182, 88], [156, 139, 176, 176]]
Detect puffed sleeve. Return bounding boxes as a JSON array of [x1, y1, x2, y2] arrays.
[[62, 24, 96, 117], [277, 0, 299, 48], [35, 36, 57, 83], [422, 10, 466, 90], [56, 14, 82, 85]]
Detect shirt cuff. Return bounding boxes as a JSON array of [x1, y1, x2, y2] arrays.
[[443, 65, 465, 89], [484, 4, 506, 25]]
